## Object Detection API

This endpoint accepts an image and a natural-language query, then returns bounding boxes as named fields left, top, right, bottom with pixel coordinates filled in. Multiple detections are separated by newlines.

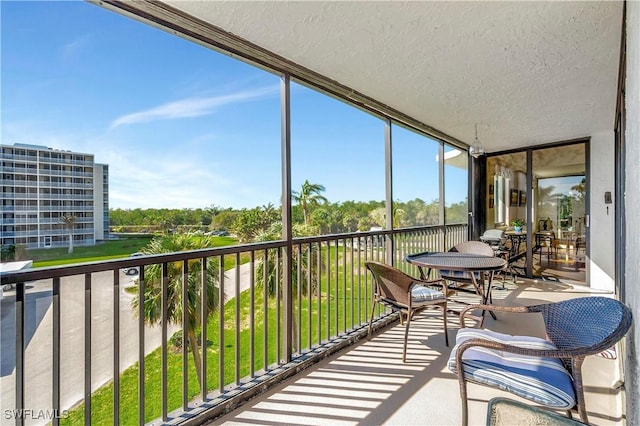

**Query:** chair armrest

left=460, top=304, right=530, bottom=327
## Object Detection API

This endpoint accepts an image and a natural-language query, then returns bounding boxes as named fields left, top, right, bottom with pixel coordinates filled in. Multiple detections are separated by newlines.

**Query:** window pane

left=290, top=83, right=385, bottom=235
left=1, top=1, right=281, bottom=244
left=444, top=144, right=468, bottom=224
left=391, top=125, right=440, bottom=227
left=487, top=152, right=527, bottom=228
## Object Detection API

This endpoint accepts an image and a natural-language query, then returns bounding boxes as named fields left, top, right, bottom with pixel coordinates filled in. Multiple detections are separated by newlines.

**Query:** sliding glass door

left=532, top=144, right=587, bottom=283
left=485, top=141, right=587, bottom=284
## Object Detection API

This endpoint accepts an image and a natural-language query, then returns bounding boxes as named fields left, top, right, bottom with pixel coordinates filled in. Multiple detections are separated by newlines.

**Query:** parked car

left=122, top=252, right=143, bottom=276
left=1, top=260, right=32, bottom=291
left=123, top=267, right=139, bottom=276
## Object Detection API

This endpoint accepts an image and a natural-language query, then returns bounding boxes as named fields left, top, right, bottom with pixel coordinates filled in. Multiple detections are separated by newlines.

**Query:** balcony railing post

left=84, top=273, right=92, bottom=426
left=52, top=277, right=61, bottom=426
left=316, top=243, right=322, bottom=347
left=334, top=240, right=339, bottom=335
left=276, top=248, right=282, bottom=362
left=235, top=252, right=241, bottom=385
left=15, top=282, right=25, bottom=426
left=112, top=270, right=120, bottom=425
left=138, top=267, right=145, bottom=425
left=218, top=257, right=224, bottom=394
left=263, top=249, right=269, bottom=369
left=181, top=260, right=189, bottom=411
left=326, top=243, right=331, bottom=341
left=161, top=262, right=168, bottom=421
left=249, top=252, right=255, bottom=377
left=296, top=244, right=302, bottom=354
left=200, top=257, right=208, bottom=399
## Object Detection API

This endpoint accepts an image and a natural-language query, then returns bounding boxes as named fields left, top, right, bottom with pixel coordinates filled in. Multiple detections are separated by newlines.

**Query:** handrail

left=1, top=225, right=468, bottom=284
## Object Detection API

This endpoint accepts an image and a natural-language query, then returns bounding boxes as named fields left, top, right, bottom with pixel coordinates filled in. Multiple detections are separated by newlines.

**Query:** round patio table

left=406, top=251, right=507, bottom=273
left=406, top=251, right=507, bottom=325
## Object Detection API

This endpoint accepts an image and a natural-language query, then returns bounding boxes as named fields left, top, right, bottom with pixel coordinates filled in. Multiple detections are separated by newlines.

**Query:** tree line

left=110, top=180, right=468, bottom=242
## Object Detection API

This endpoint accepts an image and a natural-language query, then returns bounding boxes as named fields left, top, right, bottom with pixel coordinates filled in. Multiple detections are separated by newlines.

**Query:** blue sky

left=1, top=1, right=467, bottom=210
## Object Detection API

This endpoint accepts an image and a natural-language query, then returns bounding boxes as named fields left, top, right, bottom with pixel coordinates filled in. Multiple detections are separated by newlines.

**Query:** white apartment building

left=1, top=143, right=109, bottom=249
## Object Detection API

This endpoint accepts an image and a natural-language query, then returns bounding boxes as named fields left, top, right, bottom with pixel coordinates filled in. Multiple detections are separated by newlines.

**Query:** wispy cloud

left=109, top=86, right=278, bottom=129
left=61, top=33, right=94, bottom=59
left=107, top=154, right=259, bottom=209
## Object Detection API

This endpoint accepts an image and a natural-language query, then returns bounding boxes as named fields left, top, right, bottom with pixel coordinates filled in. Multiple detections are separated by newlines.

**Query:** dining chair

left=437, top=241, right=503, bottom=321
left=479, top=229, right=507, bottom=254
left=365, top=261, right=449, bottom=361
left=574, top=235, right=586, bottom=255
left=439, top=241, right=497, bottom=295
left=448, top=296, right=633, bottom=425
left=536, top=231, right=558, bottom=263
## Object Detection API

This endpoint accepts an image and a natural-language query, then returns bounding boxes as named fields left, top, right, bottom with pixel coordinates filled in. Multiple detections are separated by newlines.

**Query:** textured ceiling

left=163, top=1, right=622, bottom=153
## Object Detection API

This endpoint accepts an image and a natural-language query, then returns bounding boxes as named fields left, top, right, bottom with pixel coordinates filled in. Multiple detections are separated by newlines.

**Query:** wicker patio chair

left=365, top=261, right=450, bottom=362
left=439, top=241, right=501, bottom=319
left=448, top=296, right=632, bottom=425
left=440, top=241, right=497, bottom=290
left=479, top=229, right=507, bottom=254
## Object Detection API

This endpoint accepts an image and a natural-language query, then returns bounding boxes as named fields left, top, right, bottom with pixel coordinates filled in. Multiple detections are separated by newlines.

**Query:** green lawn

left=27, top=237, right=154, bottom=267
left=28, top=236, right=239, bottom=267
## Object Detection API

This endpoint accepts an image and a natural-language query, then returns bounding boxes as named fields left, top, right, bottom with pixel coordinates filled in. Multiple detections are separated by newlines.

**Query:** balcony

left=212, top=281, right=623, bottom=426
left=0, top=225, right=627, bottom=425
left=1, top=0, right=637, bottom=424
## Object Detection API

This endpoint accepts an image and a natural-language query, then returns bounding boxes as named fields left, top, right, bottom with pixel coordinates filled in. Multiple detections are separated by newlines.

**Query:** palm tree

left=292, top=180, right=328, bottom=225
left=131, top=233, right=220, bottom=388
left=60, top=214, right=76, bottom=254
left=368, top=207, right=386, bottom=228
left=254, top=223, right=319, bottom=352
left=392, top=203, right=406, bottom=228
left=536, top=185, right=557, bottom=223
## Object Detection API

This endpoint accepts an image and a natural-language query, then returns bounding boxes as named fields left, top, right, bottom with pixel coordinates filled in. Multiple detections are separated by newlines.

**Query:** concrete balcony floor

left=211, top=278, right=623, bottom=426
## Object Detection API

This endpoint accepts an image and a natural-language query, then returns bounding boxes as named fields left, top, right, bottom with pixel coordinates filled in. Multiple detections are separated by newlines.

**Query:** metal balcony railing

left=0, top=224, right=467, bottom=425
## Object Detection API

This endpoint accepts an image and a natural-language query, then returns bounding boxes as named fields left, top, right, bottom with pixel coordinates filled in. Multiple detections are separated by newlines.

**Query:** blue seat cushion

left=411, top=285, right=445, bottom=303
left=448, top=328, right=576, bottom=409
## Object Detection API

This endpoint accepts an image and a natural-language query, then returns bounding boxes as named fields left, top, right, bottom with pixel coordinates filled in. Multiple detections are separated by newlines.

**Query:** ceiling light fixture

left=469, top=123, right=486, bottom=158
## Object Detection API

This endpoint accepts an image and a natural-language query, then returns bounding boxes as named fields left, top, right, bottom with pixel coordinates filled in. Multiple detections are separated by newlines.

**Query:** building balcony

left=1, top=180, right=38, bottom=187
left=45, top=159, right=95, bottom=167
left=36, top=206, right=95, bottom=212
left=2, top=206, right=39, bottom=212
left=1, top=229, right=94, bottom=238
left=0, top=154, right=38, bottom=162
left=38, top=171, right=94, bottom=178
left=38, top=195, right=95, bottom=201
left=39, top=183, right=94, bottom=189
left=0, top=225, right=627, bottom=426
left=2, top=193, right=39, bottom=200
